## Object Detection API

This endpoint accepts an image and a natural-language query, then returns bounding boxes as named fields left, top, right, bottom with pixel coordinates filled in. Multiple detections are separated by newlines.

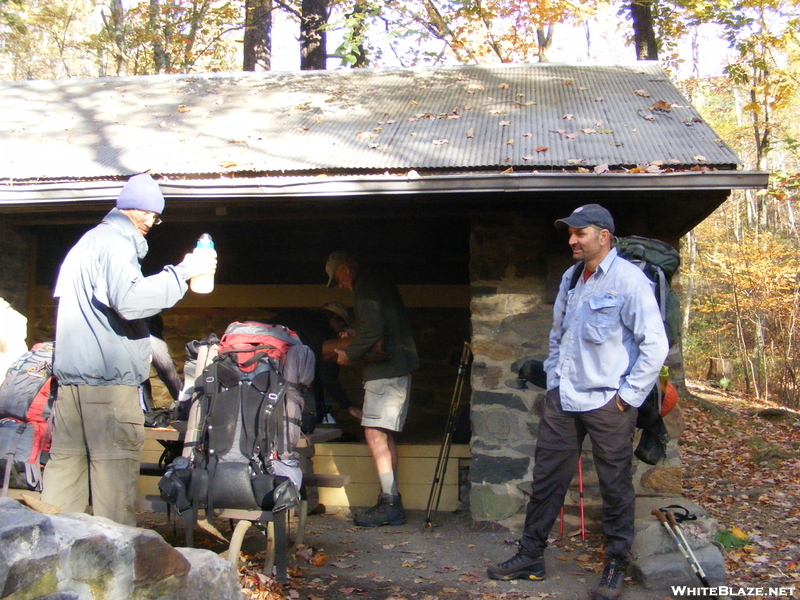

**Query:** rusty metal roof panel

left=0, top=62, right=741, bottom=181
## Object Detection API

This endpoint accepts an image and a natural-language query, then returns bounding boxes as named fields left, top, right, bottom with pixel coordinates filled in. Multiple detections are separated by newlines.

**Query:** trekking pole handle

left=666, top=510, right=709, bottom=580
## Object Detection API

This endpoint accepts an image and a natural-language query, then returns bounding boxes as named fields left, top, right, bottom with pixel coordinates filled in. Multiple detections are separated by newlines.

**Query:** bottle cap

left=197, top=233, right=214, bottom=249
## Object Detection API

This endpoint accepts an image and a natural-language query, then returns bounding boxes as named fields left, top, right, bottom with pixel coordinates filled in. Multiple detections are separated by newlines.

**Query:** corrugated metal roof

left=0, top=62, right=741, bottom=181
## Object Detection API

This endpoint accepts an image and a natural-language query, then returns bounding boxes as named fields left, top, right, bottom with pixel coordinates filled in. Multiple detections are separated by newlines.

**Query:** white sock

left=378, top=471, right=396, bottom=496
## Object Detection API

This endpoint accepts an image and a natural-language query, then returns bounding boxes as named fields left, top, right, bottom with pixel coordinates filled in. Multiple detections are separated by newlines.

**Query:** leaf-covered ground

left=681, top=380, right=800, bottom=594
left=145, top=378, right=800, bottom=599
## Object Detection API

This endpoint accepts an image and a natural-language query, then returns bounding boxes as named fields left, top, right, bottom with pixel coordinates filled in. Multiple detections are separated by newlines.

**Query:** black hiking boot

left=487, top=552, right=546, bottom=581
left=354, top=493, right=406, bottom=527
left=591, top=556, right=628, bottom=600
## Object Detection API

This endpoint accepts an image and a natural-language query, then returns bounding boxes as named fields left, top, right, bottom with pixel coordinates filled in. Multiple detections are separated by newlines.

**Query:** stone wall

left=467, top=210, right=685, bottom=523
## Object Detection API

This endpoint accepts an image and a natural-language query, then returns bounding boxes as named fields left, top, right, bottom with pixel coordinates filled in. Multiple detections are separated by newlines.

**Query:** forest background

left=2, top=0, right=799, bottom=409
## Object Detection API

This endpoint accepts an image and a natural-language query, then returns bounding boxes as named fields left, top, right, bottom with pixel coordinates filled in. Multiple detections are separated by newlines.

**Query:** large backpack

left=0, top=342, right=57, bottom=495
left=158, top=322, right=315, bottom=545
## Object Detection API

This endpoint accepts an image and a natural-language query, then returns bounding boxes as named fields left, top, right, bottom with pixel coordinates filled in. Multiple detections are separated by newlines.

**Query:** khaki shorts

left=361, top=375, right=411, bottom=432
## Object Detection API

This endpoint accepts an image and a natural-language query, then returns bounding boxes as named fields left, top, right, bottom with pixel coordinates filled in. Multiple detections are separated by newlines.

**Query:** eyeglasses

left=143, top=211, right=162, bottom=225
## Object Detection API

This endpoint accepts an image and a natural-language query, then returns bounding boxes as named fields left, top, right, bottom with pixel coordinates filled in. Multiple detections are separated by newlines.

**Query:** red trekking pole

left=558, top=454, right=586, bottom=540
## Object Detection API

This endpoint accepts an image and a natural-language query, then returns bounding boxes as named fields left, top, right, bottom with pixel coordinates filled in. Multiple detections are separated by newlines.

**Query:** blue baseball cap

left=555, top=203, right=615, bottom=233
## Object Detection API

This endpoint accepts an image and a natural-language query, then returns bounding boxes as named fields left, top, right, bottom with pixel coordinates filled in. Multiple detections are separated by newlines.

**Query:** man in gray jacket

left=41, top=174, right=216, bottom=526
left=325, top=251, right=419, bottom=527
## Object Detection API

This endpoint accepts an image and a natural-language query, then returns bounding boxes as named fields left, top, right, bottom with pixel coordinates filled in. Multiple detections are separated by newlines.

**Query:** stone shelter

left=0, top=62, right=767, bottom=524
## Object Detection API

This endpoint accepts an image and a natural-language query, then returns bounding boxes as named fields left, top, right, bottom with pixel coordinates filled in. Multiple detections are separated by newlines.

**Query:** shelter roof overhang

left=0, top=170, right=770, bottom=210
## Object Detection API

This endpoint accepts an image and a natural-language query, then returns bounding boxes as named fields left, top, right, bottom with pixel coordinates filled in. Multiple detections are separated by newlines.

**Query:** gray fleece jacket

left=54, top=208, right=190, bottom=386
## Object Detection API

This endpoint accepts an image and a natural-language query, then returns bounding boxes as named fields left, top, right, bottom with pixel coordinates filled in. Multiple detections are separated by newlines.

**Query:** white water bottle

left=189, top=233, right=216, bottom=294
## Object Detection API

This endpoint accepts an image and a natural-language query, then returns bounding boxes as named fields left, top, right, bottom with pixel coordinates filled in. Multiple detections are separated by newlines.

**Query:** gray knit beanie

left=116, top=174, right=165, bottom=213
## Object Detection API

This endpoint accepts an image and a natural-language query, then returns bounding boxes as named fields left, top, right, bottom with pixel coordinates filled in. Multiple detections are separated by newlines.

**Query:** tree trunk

left=107, top=0, right=127, bottom=76
left=536, top=25, right=553, bottom=63
left=149, top=0, right=168, bottom=73
left=630, top=0, right=658, bottom=60
left=300, top=0, right=327, bottom=70
left=681, top=230, right=696, bottom=335
left=243, top=0, right=272, bottom=71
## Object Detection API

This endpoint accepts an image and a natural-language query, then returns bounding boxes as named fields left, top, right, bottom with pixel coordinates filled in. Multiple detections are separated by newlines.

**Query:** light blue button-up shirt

left=544, top=248, right=669, bottom=411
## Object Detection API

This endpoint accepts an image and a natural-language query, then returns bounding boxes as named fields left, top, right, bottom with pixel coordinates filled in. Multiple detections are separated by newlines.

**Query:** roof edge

left=0, top=171, right=770, bottom=207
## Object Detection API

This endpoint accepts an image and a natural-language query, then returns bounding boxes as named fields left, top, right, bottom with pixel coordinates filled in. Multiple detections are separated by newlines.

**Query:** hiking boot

left=591, top=557, right=628, bottom=600
left=354, top=493, right=406, bottom=527
left=487, top=552, right=546, bottom=581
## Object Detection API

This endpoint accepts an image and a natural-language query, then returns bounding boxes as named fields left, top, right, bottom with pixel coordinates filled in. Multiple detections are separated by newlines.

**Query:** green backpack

left=568, top=235, right=681, bottom=348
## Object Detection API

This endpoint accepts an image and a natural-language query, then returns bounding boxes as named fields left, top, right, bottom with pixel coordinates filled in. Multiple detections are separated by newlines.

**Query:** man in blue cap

left=488, top=204, right=668, bottom=600
left=41, top=173, right=217, bottom=526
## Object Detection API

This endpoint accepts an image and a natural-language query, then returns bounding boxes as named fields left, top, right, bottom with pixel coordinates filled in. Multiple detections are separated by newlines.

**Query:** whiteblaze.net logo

left=671, top=586, right=797, bottom=597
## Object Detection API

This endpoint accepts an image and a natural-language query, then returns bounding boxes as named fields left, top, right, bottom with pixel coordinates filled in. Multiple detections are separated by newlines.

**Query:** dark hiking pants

left=519, top=388, right=638, bottom=559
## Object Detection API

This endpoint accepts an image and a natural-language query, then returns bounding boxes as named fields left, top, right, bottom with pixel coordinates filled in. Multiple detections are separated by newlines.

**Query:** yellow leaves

left=311, top=553, right=328, bottom=566
left=506, top=139, right=514, bottom=145
left=466, top=128, right=474, bottom=138
left=219, top=161, right=237, bottom=168
left=731, top=526, right=750, bottom=540
left=176, top=105, right=190, bottom=113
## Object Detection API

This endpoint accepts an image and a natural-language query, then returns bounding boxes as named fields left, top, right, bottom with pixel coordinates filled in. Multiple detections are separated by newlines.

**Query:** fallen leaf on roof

left=563, top=114, right=574, bottom=120
left=466, top=83, right=484, bottom=91
left=565, top=133, right=579, bottom=139
left=523, top=155, right=536, bottom=161
left=523, top=132, right=533, bottom=137
left=488, top=109, right=506, bottom=115
left=693, top=155, right=707, bottom=161
left=386, top=119, right=396, bottom=124
left=555, top=129, right=567, bottom=135
left=536, top=146, right=549, bottom=152
left=634, top=89, right=651, bottom=97
left=368, top=142, right=380, bottom=149
left=432, top=139, right=448, bottom=145
left=581, top=128, right=597, bottom=134
left=177, top=105, right=190, bottom=113
left=595, top=97, right=604, bottom=102
left=507, top=139, right=515, bottom=145
left=597, top=129, right=613, bottom=134
left=564, top=80, right=573, bottom=85
left=517, top=101, right=537, bottom=106
left=594, top=163, right=609, bottom=174
left=499, top=120, right=511, bottom=126
left=465, top=104, right=474, bottom=110
left=501, top=167, right=513, bottom=174
left=577, top=167, right=590, bottom=173
left=466, top=128, right=474, bottom=138
left=410, top=100, right=418, bottom=105
left=220, top=161, right=238, bottom=168
left=651, top=100, right=672, bottom=111
left=357, top=131, right=377, bottom=139
left=651, top=160, right=664, bottom=166
left=641, top=112, right=656, bottom=121
left=498, top=83, right=510, bottom=89
left=446, top=114, right=460, bottom=120
left=646, top=164, right=662, bottom=173
left=567, top=159, right=586, bottom=164
left=667, top=158, right=681, bottom=164
left=297, top=126, right=309, bottom=132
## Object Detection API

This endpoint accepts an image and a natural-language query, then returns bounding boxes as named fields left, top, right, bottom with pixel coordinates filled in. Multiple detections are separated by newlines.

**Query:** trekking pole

left=577, top=454, right=585, bottom=540
left=666, top=510, right=714, bottom=591
left=424, top=342, right=471, bottom=528
left=652, top=509, right=715, bottom=597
